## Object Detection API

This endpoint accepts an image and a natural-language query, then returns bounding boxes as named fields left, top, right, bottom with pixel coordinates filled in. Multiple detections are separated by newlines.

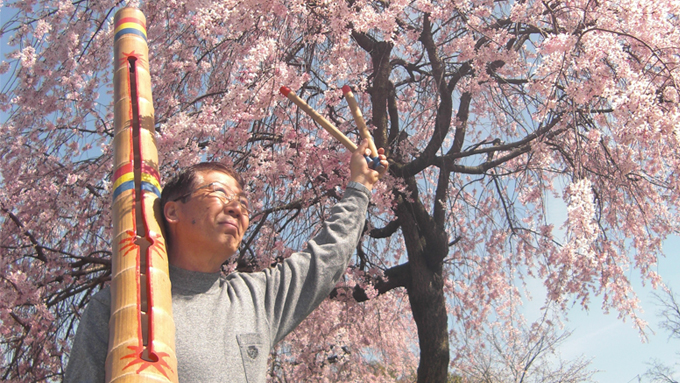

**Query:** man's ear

left=164, top=200, right=180, bottom=224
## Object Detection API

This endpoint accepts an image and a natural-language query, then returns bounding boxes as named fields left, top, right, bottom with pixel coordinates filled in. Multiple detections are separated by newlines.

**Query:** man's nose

left=223, top=200, right=244, bottom=216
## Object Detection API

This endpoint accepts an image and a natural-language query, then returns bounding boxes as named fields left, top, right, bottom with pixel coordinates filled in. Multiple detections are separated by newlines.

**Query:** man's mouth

left=218, top=220, right=239, bottom=233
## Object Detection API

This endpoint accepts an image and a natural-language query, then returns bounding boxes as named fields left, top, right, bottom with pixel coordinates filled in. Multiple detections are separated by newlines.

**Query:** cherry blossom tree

left=456, top=315, right=595, bottom=383
left=644, top=360, right=679, bottom=383
left=2, top=0, right=679, bottom=381
left=640, top=289, right=680, bottom=383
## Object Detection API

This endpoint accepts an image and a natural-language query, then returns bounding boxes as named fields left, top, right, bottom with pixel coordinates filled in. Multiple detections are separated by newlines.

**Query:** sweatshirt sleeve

left=261, top=182, right=371, bottom=344
left=64, top=288, right=110, bottom=383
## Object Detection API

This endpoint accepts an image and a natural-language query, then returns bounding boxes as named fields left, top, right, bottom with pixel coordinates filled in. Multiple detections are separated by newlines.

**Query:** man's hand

left=350, top=139, right=389, bottom=191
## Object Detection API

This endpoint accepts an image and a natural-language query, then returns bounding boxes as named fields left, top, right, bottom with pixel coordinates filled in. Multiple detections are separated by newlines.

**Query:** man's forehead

left=196, top=170, right=242, bottom=190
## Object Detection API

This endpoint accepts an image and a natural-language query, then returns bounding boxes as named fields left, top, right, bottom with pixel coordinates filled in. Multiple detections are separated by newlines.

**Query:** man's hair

left=160, top=162, right=244, bottom=213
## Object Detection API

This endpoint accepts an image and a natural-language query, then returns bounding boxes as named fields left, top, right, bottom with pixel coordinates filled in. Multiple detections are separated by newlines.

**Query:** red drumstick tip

left=279, top=86, right=291, bottom=96
left=342, top=85, right=352, bottom=94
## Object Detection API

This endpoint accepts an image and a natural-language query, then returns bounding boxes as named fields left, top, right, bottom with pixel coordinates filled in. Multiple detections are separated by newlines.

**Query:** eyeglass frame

left=172, top=181, right=251, bottom=216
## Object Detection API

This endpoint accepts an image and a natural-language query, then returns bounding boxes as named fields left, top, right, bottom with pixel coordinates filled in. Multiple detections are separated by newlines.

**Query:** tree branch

left=1, top=205, right=47, bottom=262
left=393, top=13, right=455, bottom=179
left=331, top=263, right=412, bottom=302
left=369, top=218, right=401, bottom=239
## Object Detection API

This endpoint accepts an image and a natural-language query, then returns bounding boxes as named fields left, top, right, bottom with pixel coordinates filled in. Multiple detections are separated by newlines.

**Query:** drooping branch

left=371, top=54, right=394, bottom=149
left=442, top=143, right=532, bottom=175
left=392, top=13, right=454, bottom=179
left=351, top=30, right=377, bottom=53
left=449, top=92, right=471, bottom=157
left=398, top=176, right=450, bottom=268
left=330, top=262, right=412, bottom=302
left=433, top=164, right=450, bottom=228
left=432, top=90, right=472, bottom=225
left=436, top=113, right=565, bottom=172
left=1, top=205, right=47, bottom=262
left=369, top=218, right=401, bottom=239
left=386, top=82, right=400, bottom=152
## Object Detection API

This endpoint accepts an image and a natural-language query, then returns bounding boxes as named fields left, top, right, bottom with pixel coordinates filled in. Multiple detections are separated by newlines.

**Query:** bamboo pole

left=107, top=7, right=178, bottom=382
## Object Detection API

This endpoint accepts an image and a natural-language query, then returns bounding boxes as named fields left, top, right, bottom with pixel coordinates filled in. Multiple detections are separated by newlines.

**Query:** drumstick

left=279, top=86, right=381, bottom=169
left=279, top=86, right=358, bottom=152
left=341, top=85, right=378, bottom=158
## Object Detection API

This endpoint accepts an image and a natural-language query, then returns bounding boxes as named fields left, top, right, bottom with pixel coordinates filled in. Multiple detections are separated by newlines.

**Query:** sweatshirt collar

left=169, top=264, right=221, bottom=294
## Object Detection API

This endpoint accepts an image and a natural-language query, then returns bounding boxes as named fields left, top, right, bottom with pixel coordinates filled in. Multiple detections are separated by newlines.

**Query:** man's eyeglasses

left=173, top=182, right=251, bottom=216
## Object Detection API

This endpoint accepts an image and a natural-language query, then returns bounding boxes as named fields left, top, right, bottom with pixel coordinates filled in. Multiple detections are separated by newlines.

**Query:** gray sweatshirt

left=65, top=183, right=370, bottom=382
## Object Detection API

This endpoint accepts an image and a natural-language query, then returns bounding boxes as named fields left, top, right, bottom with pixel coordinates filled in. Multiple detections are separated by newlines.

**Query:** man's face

left=171, top=170, right=250, bottom=261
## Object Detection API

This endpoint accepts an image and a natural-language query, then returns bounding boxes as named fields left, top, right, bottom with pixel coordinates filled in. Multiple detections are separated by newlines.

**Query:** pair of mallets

left=280, top=85, right=382, bottom=169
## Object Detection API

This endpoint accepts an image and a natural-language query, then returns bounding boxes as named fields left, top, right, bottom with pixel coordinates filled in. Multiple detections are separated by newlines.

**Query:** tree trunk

left=409, top=256, right=449, bottom=383
left=361, top=27, right=451, bottom=382
left=396, top=194, right=450, bottom=382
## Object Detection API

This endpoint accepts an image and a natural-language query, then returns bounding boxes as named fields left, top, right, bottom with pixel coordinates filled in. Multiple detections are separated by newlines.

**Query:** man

left=65, top=140, right=388, bottom=382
